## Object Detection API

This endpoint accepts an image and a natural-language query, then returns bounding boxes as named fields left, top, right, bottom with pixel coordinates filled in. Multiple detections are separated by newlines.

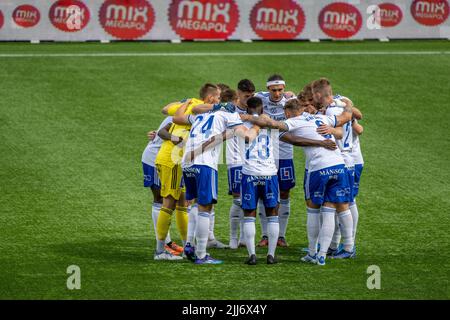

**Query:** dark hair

left=284, top=98, right=302, bottom=111
left=216, top=83, right=231, bottom=92
left=246, top=96, right=263, bottom=109
left=199, top=83, right=219, bottom=100
left=237, top=79, right=255, bottom=93
left=220, top=89, right=237, bottom=103
left=267, top=74, right=284, bottom=82
left=302, top=83, right=313, bottom=99
left=311, top=78, right=331, bottom=94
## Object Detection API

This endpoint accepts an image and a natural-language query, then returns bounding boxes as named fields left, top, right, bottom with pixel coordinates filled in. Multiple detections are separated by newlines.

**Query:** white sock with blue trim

left=195, top=212, right=210, bottom=259
left=267, top=216, right=279, bottom=257
left=318, top=206, right=336, bottom=258
left=306, top=207, right=320, bottom=256
left=243, top=217, right=256, bottom=256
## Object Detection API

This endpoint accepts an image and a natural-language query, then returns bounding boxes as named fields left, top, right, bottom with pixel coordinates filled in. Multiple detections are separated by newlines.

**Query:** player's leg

left=277, top=159, right=296, bottom=247
left=263, top=175, right=280, bottom=264
left=241, top=174, right=258, bottom=265
left=257, top=200, right=268, bottom=247
left=350, top=164, right=363, bottom=244
left=174, top=191, right=188, bottom=248
left=154, top=164, right=183, bottom=261
left=194, top=166, right=222, bottom=264
left=228, top=166, right=244, bottom=249
left=207, top=205, right=229, bottom=249
left=182, top=167, right=199, bottom=260
left=331, top=168, right=355, bottom=259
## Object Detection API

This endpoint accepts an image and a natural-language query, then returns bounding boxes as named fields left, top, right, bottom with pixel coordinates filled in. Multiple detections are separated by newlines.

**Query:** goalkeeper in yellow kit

left=153, top=83, right=221, bottom=260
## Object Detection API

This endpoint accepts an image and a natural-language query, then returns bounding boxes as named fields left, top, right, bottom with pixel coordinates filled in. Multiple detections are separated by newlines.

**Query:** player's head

left=297, top=91, right=317, bottom=114
left=220, top=88, right=238, bottom=105
left=266, top=74, right=285, bottom=102
left=217, top=83, right=231, bottom=94
left=283, top=98, right=305, bottom=119
left=200, top=83, right=220, bottom=104
left=311, top=78, right=333, bottom=108
left=237, top=79, right=255, bottom=107
left=246, top=96, right=263, bottom=116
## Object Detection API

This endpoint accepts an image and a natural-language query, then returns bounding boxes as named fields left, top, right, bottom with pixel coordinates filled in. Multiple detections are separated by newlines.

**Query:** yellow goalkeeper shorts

left=156, top=164, right=185, bottom=200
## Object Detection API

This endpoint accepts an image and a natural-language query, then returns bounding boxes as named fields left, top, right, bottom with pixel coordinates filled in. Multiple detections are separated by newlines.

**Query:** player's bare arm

left=147, top=130, right=156, bottom=141
left=316, top=125, right=344, bottom=139
left=172, top=100, right=191, bottom=125
left=157, top=122, right=183, bottom=145
left=353, top=121, right=364, bottom=135
left=240, top=114, right=288, bottom=132
left=280, top=133, right=337, bottom=150
left=335, top=101, right=353, bottom=127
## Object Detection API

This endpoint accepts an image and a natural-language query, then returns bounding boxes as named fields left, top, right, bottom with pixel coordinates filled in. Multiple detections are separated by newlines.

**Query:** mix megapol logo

left=0, top=10, right=4, bottom=31
left=411, top=0, right=449, bottom=26
left=318, top=2, right=362, bottom=39
left=379, top=3, right=403, bottom=27
left=169, top=0, right=240, bottom=39
left=99, top=0, right=155, bottom=39
left=49, top=0, right=90, bottom=32
left=249, top=0, right=305, bottom=39
left=12, top=5, right=40, bottom=28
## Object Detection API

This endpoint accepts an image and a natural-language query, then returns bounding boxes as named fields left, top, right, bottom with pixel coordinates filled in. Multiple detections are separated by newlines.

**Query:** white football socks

left=306, top=207, right=321, bottom=256
left=243, top=217, right=256, bottom=256
left=208, top=209, right=216, bottom=241
left=338, top=209, right=354, bottom=252
left=318, top=206, right=336, bottom=258
left=350, top=201, right=359, bottom=241
left=278, top=199, right=290, bottom=238
left=229, top=198, right=242, bottom=245
left=187, top=203, right=198, bottom=244
left=267, top=216, right=279, bottom=257
left=330, top=213, right=341, bottom=250
left=195, top=212, right=210, bottom=259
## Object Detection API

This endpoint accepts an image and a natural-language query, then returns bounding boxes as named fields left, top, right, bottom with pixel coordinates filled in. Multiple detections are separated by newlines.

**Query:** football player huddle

left=141, top=75, right=364, bottom=266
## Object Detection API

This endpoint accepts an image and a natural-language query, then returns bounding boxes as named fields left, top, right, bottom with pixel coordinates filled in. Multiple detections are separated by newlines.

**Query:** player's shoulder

left=190, top=98, right=204, bottom=105
left=255, top=91, right=270, bottom=99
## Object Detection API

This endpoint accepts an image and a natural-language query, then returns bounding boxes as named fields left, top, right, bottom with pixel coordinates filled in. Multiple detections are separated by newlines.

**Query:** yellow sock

left=156, top=207, right=173, bottom=241
left=175, top=206, right=188, bottom=241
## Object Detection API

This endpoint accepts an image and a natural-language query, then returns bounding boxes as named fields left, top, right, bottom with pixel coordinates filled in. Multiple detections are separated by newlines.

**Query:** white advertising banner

left=0, top=0, right=449, bottom=41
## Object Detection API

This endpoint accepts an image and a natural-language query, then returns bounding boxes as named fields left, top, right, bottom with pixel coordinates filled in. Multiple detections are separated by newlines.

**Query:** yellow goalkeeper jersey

left=155, top=98, right=204, bottom=167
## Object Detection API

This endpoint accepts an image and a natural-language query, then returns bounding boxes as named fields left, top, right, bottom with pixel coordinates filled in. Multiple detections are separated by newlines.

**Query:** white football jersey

left=226, top=105, right=247, bottom=168
left=282, top=112, right=345, bottom=172
left=351, top=119, right=364, bottom=165
left=326, top=95, right=354, bottom=168
left=255, top=91, right=293, bottom=160
left=183, top=111, right=243, bottom=171
left=240, top=122, right=278, bottom=176
left=141, top=116, right=173, bottom=166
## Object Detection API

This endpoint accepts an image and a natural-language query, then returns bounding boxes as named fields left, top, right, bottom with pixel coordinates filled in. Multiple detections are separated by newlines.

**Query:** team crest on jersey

left=280, top=167, right=293, bottom=181
left=244, top=194, right=252, bottom=201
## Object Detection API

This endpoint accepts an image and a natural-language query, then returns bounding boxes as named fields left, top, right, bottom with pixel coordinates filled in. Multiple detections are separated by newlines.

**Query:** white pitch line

left=0, top=51, right=449, bottom=58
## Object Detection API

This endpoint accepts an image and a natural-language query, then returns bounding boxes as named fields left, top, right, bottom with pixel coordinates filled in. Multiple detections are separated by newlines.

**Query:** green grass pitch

left=0, top=40, right=449, bottom=300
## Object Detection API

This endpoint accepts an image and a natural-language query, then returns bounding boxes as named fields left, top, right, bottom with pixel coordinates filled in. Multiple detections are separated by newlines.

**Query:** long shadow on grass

left=48, top=237, right=311, bottom=265
left=49, top=237, right=156, bottom=264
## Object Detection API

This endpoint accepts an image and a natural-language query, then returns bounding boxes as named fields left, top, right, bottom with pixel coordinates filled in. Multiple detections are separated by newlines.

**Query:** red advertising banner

left=249, top=0, right=305, bottom=39
left=13, top=5, right=41, bottom=28
left=411, top=0, right=449, bottom=26
left=169, top=0, right=240, bottom=39
left=49, top=0, right=90, bottom=32
left=379, top=3, right=403, bottom=27
left=318, top=2, right=363, bottom=39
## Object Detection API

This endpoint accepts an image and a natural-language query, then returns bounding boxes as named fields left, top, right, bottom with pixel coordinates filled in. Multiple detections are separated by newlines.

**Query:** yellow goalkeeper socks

left=156, top=207, right=173, bottom=242
left=175, top=206, right=188, bottom=243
